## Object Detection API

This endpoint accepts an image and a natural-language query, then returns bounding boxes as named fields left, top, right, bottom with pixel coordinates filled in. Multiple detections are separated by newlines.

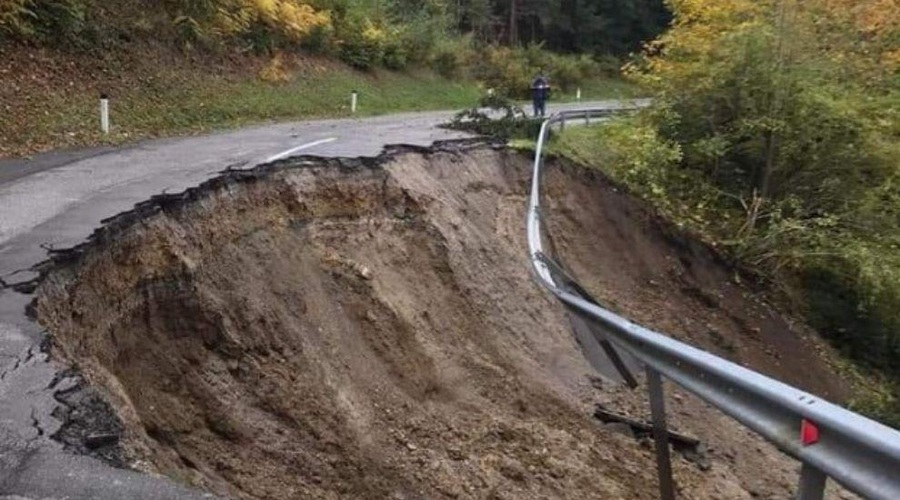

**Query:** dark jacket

left=531, top=76, right=550, bottom=100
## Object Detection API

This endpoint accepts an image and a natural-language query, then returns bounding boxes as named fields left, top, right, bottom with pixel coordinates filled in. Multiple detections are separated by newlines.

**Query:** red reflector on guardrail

left=801, top=419, right=820, bottom=446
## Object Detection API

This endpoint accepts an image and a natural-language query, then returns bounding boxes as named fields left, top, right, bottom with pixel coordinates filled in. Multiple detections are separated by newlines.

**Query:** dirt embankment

left=34, top=143, right=852, bottom=499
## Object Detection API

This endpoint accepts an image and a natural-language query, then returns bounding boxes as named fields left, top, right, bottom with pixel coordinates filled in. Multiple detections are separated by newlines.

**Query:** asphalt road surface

left=0, top=100, right=633, bottom=499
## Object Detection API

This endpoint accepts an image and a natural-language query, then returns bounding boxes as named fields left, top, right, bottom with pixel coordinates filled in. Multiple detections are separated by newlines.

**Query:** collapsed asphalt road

left=0, top=102, right=626, bottom=499
left=0, top=97, right=856, bottom=500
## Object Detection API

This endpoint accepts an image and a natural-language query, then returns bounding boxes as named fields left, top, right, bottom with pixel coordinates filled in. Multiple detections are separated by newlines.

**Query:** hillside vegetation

left=554, top=0, right=900, bottom=425
left=0, top=1, right=669, bottom=65
left=0, top=0, right=668, bottom=88
left=0, top=0, right=664, bottom=157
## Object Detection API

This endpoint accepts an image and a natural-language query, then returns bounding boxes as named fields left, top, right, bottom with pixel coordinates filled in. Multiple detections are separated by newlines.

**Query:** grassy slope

left=1, top=58, right=481, bottom=158
left=0, top=44, right=634, bottom=159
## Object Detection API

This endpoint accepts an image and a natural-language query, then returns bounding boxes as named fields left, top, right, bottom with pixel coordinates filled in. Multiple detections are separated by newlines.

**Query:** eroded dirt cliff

left=34, top=143, right=852, bottom=499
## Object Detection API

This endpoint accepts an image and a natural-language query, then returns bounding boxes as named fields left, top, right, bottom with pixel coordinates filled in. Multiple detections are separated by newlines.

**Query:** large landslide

left=34, top=142, right=852, bottom=499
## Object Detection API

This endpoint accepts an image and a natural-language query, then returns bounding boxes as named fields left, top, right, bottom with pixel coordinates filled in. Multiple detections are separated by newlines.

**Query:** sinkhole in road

left=33, top=142, right=851, bottom=499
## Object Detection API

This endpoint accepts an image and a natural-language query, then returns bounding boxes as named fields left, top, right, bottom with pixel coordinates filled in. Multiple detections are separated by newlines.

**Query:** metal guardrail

left=527, top=108, right=900, bottom=500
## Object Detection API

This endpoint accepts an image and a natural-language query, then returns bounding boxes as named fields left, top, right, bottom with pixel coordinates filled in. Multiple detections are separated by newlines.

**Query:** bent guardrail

left=527, top=107, right=900, bottom=500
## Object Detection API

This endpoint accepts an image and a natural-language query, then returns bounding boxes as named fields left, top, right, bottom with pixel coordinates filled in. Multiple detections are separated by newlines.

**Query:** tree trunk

left=760, top=130, right=777, bottom=199
left=509, top=0, right=518, bottom=46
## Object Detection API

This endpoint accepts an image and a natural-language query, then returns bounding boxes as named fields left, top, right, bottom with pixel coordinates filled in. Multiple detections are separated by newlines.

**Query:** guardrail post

left=796, top=464, right=826, bottom=500
left=585, top=111, right=591, bottom=125
left=647, top=367, right=676, bottom=500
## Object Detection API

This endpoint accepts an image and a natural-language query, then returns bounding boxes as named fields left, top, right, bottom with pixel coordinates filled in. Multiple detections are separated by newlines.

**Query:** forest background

left=0, top=0, right=668, bottom=156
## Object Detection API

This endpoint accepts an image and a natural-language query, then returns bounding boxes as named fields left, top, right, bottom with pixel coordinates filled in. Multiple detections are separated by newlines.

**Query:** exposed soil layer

left=35, top=143, right=852, bottom=499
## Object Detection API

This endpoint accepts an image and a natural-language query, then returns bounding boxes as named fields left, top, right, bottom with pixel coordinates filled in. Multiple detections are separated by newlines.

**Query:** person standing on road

left=531, top=70, right=550, bottom=118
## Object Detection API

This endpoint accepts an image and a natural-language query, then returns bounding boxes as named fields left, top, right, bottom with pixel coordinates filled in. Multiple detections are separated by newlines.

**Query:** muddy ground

left=34, top=142, right=854, bottom=499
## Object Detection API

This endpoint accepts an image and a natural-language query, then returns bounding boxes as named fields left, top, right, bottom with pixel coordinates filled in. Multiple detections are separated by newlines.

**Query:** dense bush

left=471, top=46, right=530, bottom=97
left=334, top=18, right=384, bottom=70
left=1, top=0, right=88, bottom=44
left=0, top=0, right=32, bottom=38
left=1, top=0, right=331, bottom=51
left=0, top=0, right=629, bottom=85
left=547, top=54, right=596, bottom=92
left=472, top=44, right=603, bottom=99
left=430, top=48, right=460, bottom=78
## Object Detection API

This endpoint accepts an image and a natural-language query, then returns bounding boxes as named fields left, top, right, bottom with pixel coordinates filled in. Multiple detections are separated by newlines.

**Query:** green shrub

left=381, top=40, right=408, bottom=70
left=471, top=45, right=605, bottom=99
left=593, top=54, right=622, bottom=78
left=246, top=24, right=280, bottom=53
left=396, top=15, right=441, bottom=65
left=431, top=49, right=459, bottom=78
left=548, top=55, right=582, bottom=92
left=7, top=0, right=88, bottom=45
left=429, top=35, right=475, bottom=78
left=804, top=246, right=900, bottom=373
left=605, top=122, right=684, bottom=198
left=173, top=15, right=204, bottom=48
left=336, top=19, right=384, bottom=70
left=0, top=0, right=36, bottom=38
left=300, top=22, right=335, bottom=55
left=848, top=380, right=900, bottom=430
left=471, top=46, right=531, bottom=98
left=522, top=42, right=547, bottom=68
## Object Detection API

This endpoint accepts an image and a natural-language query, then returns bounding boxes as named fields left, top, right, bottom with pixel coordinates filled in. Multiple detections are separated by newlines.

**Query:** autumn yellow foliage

left=625, top=0, right=900, bottom=425
left=636, top=0, right=899, bottom=88
left=0, top=0, right=35, bottom=36
left=214, top=0, right=330, bottom=40
left=258, top=51, right=289, bottom=82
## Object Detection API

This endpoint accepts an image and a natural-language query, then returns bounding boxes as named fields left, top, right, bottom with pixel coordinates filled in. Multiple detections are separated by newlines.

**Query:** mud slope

left=35, top=143, right=851, bottom=499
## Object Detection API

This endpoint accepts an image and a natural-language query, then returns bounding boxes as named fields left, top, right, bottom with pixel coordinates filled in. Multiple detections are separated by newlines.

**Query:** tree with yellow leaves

left=220, top=0, right=330, bottom=40
left=177, top=0, right=329, bottom=52
left=632, top=0, right=897, bottom=204
left=629, top=0, right=900, bottom=426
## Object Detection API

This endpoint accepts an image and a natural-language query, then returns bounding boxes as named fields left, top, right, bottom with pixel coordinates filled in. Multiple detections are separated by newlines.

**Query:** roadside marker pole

left=351, top=90, right=358, bottom=113
left=100, top=93, right=110, bottom=134
left=576, top=87, right=582, bottom=101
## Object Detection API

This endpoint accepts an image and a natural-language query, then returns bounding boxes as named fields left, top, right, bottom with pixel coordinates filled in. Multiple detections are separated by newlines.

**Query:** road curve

left=0, top=100, right=628, bottom=499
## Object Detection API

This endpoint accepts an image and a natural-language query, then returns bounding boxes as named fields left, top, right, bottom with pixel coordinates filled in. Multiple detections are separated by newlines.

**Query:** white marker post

left=351, top=90, right=358, bottom=114
left=576, top=87, right=582, bottom=101
left=99, top=93, right=110, bottom=134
